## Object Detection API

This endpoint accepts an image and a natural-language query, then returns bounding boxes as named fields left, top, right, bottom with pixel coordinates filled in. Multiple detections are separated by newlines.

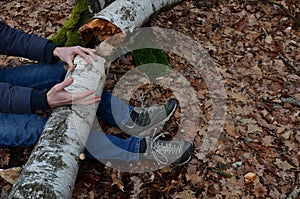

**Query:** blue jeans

left=0, top=62, right=140, bottom=161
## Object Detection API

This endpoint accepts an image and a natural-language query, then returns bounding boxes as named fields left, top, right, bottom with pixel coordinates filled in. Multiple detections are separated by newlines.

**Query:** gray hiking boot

left=121, top=98, right=178, bottom=135
left=141, top=134, right=193, bottom=165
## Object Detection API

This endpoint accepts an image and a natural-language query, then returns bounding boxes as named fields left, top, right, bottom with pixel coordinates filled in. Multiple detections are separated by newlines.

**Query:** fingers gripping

left=56, top=78, right=74, bottom=91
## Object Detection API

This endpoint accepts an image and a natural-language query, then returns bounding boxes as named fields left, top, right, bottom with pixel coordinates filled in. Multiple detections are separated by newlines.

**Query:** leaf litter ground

left=0, top=0, right=299, bottom=198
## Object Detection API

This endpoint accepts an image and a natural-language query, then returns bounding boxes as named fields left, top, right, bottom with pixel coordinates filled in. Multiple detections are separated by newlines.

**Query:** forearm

left=0, top=21, right=59, bottom=63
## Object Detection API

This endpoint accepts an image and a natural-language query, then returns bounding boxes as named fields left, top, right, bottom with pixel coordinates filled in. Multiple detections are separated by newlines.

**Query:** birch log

left=87, top=0, right=116, bottom=13
left=8, top=55, right=106, bottom=199
left=79, top=0, right=183, bottom=41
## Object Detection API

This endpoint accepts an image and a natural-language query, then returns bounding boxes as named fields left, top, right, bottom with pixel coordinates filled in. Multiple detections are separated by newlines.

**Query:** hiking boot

left=140, top=134, right=194, bottom=165
left=121, top=98, right=178, bottom=135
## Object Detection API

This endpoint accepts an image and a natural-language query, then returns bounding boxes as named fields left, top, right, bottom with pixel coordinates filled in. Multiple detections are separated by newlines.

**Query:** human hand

left=53, top=46, right=98, bottom=71
left=47, top=77, right=100, bottom=109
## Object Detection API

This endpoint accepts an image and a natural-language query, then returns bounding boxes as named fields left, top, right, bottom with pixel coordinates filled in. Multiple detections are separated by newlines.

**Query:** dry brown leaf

left=0, top=184, right=11, bottom=199
left=261, top=135, right=274, bottom=147
left=254, top=184, right=267, bottom=198
left=88, top=191, right=95, bottom=199
left=149, top=172, right=155, bottom=182
left=265, top=35, right=273, bottom=44
left=189, top=172, right=204, bottom=187
left=0, top=149, right=10, bottom=167
left=130, top=176, right=143, bottom=198
left=0, top=167, right=22, bottom=184
left=274, top=158, right=294, bottom=171
left=232, top=105, right=254, bottom=116
left=269, top=187, right=282, bottom=198
left=174, top=190, right=197, bottom=199
left=284, top=140, right=295, bottom=151
left=224, top=118, right=237, bottom=138
left=247, top=123, right=263, bottom=134
left=111, top=170, right=124, bottom=192
left=229, top=91, right=249, bottom=102
left=225, top=177, right=243, bottom=196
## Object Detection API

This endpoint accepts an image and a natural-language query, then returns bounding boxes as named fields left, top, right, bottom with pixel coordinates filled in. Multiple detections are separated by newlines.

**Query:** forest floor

left=0, top=0, right=300, bottom=198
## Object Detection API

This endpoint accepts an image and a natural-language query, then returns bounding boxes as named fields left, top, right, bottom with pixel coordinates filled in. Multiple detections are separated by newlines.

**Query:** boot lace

left=150, top=134, right=183, bottom=165
left=136, top=105, right=164, bottom=116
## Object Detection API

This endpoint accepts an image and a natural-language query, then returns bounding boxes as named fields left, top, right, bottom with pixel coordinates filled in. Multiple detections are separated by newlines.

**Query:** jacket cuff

left=30, top=90, right=50, bottom=112
left=44, top=41, right=61, bottom=64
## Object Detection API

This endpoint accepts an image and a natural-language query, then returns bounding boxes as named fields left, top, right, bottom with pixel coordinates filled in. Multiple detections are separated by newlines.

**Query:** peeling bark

left=8, top=55, right=106, bottom=199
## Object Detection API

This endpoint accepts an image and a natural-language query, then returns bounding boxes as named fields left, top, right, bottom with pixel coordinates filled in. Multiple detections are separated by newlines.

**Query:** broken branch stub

left=79, top=0, right=183, bottom=41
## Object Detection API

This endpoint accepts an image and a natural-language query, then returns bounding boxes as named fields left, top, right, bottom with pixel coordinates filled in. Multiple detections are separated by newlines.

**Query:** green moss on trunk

left=134, top=48, right=169, bottom=82
left=50, top=0, right=92, bottom=47
left=132, top=30, right=169, bottom=82
left=51, top=0, right=169, bottom=80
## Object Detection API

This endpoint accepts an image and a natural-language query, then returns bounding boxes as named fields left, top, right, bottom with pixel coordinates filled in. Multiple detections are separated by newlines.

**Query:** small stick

left=279, top=52, right=299, bottom=75
left=286, top=186, right=300, bottom=199
left=206, top=166, right=232, bottom=178
left=281, top=97, right=300, bottom=108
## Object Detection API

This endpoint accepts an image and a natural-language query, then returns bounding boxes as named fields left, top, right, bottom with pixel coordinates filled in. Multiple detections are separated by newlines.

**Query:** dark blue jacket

left=0, top=21, right=59, bottom=113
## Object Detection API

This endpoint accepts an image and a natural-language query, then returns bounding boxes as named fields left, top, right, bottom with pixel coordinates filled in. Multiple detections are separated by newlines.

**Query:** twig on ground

left=262, top=95, right=300, bottom=108
left=286, top=186, right=300, bottom=199
left=279, top=52, right=299, bottom=75
left=289, top=170, right=300, bottom=199
left=281, top=97, right=300, bottom=108
left=109, top=69, right=127, bottom=74
left=259, top=0, right=300, bottom=30
left=206, top=166, right=232, bottom=178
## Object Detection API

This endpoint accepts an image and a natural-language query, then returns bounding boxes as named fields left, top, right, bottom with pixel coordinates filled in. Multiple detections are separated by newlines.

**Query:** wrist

left=31, top=90, right=50, bottom=111
left=53, top=47, right=61, bottom=58
left=46, top=92, right=56, bottom=109
left=44, top=41, right=61, bottom=63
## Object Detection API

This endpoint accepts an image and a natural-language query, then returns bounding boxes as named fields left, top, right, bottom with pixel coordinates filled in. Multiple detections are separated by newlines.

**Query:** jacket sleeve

left=0, top=82, right=33, bottom=113
left=0, top=82, right=50, bottom=114
left=0, top=21, right=59, bottom=63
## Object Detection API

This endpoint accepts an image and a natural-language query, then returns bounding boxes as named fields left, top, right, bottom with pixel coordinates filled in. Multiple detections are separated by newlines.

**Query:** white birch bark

left=91, top=0, right=183, bottom=32
left=8, top=55, right=106, bottom=199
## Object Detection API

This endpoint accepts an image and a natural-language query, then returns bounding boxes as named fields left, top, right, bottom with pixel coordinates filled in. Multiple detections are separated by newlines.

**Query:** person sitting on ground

left=0, top=20, right=193, bottom=167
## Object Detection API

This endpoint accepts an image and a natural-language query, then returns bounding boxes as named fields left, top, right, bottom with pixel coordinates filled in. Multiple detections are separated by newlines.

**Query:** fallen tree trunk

left=79, top=0, right=183, bottom=41
left=8, top=55, right=106, bottom=199
left=79, top=0, right=183, bottom=81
